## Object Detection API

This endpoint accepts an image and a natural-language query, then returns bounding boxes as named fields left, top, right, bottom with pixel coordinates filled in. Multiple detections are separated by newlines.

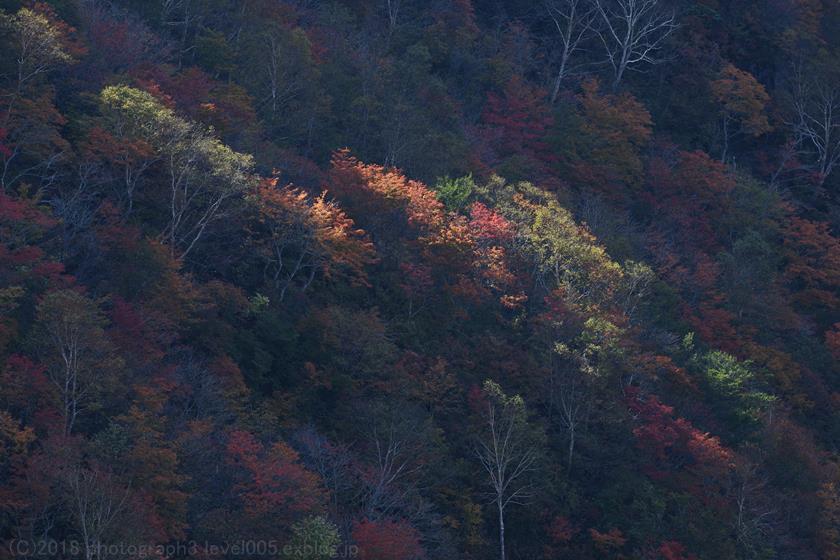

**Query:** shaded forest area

left=0, top=0, right=839, bottom=559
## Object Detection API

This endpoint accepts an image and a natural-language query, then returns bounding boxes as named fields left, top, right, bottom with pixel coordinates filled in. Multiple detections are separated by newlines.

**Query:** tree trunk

left=721, top=114, right=730, bottom=163
left=613, top=58, right=627, bottom=91
left=567, top=425, right=575, bottom=473
left=551, top=56, right=567, bottom=104
left=498, top=497, right=506, bottom=560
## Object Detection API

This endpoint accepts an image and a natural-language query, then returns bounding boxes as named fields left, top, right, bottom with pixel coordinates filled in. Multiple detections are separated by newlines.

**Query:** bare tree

left=474, top=380, right=539, bottom=560
left=730, top=460, right=778, bottom=558
left=789, top=70, right=840, bottom=188
left=0, top=7, right=73, bottom=191
left=591, top=0, right=677, bottom=90
left=66, top=466, right=130, bottom=560
left=294, top=426, right=354, bottom=519
left=250, top=24, right=315, bottom=119
left=555, top=372, right=588, bottom=472
left=0, top=7, right=73, bottom=95
left=768, top=139, right=799, bottom=190
left=544, top=0, right=596, bottom=103
left=618, top=260, right=655, bottom=320
left=100, top=85, right=255, bottom=260
left=385, top=0, right=402, bottom=34
left=546, top=339, right=601, bottom=474
left=161, top=0, right=199, bottom=67
left=36, top=290, right=120, bottom=435
left=363, top=425, right=421, bottom=519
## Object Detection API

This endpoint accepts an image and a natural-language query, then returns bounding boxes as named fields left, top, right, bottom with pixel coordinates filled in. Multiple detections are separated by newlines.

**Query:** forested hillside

left=0, top=1, right=838, bottom=559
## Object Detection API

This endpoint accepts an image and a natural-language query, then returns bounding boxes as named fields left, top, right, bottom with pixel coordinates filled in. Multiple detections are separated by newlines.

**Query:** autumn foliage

left=0, top=1, right=838, bottom=560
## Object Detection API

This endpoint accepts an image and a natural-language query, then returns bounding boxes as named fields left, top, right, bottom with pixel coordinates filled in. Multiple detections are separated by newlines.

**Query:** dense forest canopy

left=0, top=0, right=838, bottom=559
